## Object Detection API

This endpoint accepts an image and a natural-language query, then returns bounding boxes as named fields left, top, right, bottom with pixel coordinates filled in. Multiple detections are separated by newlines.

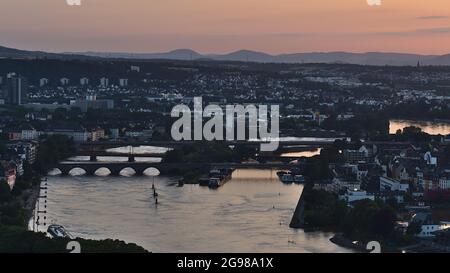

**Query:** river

left=31, top=169, right=350, bottom=253
left=390, top=119, right=450, bottom=135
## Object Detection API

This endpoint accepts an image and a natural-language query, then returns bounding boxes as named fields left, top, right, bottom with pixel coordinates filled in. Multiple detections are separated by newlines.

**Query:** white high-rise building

left=119, top=78, right=128, bottom=87
left=60, top=78, right=70, bottom=86
left=5, top=73, right=28, bottom=105
left=100, top=77, right=109, bottom=87
left=130, top=65, right=140, bottom=72
left=40, top=78, right=49, bottom=87
left=80, top=77, right=89, bottom=86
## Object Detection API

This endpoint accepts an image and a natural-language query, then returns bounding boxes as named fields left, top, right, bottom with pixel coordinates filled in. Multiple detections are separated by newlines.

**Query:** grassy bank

left=0, top=225, right=147, bottom=253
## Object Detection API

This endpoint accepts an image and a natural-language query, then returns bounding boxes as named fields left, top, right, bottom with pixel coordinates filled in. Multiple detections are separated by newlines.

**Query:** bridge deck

left=76, top=151, right=165, bottom=157
left=55, top=161, right=293, bottom=176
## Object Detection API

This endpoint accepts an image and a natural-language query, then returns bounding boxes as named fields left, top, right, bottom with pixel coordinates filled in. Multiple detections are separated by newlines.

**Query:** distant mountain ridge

left=1, top=45, right=450, bottom=66
left=0, top=45, right=96, bottom=60
left=55, top=49, right=450, bottom=66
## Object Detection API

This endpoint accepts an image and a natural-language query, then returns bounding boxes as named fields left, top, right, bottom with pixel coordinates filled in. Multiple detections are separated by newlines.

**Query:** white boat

left=47, top=224, right=73, bottom=239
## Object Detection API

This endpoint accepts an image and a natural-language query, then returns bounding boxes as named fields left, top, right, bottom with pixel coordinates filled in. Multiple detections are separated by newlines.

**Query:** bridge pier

left=85, top=169, right=96, bottom=176
left=110, top=169, right=121, bottom=176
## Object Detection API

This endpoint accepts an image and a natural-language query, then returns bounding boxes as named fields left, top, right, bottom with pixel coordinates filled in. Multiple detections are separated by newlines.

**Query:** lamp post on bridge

left=128, top=146, right=135, bottom=162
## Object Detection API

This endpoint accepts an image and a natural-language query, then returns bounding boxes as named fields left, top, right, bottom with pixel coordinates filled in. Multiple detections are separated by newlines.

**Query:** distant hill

left=72, top=48, right=203, bottom=61
left=209, top=50, right=276, bottom=63
left=2, top=44, right=450, bottom=66
left=0, top=45, right=95, bottom=60
left=427, top=54, right=450, bottom=66
left=69, top=49, right=450, bottom=66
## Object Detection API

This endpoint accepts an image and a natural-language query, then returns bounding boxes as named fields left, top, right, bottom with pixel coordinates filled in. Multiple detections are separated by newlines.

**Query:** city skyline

left=1, top=0, right=450, bottom=54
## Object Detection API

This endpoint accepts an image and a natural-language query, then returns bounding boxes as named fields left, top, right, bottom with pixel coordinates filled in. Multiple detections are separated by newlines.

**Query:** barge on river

left=199, top=168, right=235, bottom=189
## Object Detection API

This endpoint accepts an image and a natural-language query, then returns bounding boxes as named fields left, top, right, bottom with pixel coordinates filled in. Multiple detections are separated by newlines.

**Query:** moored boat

left=208, top=168, right=234, bottom=189
left=47, top=224, right=73, bottom=239
left=208, top=177, right=221, bottom=189
left=199, top=177, right=210, bottom=187
left=280, top=173, right=294, bottom=184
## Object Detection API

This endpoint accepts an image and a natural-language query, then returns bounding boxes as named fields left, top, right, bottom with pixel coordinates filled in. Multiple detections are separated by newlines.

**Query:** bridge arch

left=143, top=167, right=161, bottom=176
left=68, top=167, right=87, bottom=176
left=95, top=167, right=112, bottom=176
left=48, top=168, right=62, bottom=176
left=119, top=167, right=137, bottom=177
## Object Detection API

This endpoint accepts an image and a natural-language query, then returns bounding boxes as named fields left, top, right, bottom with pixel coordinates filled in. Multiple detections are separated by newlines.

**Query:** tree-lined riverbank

left=0, top=135, right=148, bottom=253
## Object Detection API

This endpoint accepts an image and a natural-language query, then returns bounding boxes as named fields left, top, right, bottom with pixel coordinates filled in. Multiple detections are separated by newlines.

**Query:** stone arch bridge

left=55, top=162, right=293, bottom=176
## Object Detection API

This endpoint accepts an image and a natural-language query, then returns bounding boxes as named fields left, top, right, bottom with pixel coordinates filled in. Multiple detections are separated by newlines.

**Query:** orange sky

left=1, top=0, right=450, bottom=54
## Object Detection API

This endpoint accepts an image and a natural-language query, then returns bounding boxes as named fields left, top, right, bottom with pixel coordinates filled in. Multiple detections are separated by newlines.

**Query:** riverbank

left=289, top=184, right=307, bottom=228
left=1, top=175, right=149, bottom=253
left=23, top=184, right=41, bottom=227
left=0, top=225, right=147, bottom=253
left=293, top=185, right=412, bottom=253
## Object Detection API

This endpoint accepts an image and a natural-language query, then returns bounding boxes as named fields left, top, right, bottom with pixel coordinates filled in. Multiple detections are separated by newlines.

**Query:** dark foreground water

left=32, top=169, right=351, bottom=253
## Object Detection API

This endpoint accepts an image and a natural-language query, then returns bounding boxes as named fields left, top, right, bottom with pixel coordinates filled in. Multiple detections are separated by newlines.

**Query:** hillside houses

left=318, top=142, right=450, bottom=207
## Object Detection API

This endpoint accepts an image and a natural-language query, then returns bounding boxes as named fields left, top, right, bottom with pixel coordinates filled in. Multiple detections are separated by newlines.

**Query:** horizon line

left=1, top=43, right=449, bottom=57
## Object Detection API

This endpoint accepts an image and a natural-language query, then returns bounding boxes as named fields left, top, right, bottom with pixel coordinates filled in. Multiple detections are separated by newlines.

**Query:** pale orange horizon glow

left=1, top=0, right=450, bottom=54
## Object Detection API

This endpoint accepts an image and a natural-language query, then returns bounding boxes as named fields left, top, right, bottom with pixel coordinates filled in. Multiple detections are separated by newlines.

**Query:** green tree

left=0, top=179, right=12, bottom=203
left=33, top=135, right=75, bottom=174
left=406, top=221, right=422, bottom=236
left=341, top=200, right=396, bottom=241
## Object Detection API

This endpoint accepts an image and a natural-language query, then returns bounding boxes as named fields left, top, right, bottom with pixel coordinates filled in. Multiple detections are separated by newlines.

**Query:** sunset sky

left=1, top=0, right=450, bottom=54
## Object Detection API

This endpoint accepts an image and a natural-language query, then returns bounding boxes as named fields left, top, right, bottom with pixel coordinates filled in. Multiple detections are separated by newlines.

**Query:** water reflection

left=95, top=167, right=111, bottom=176
left=281, top=149, right=321, bottom=158
left=35, top=169, right=351, bottom=253
left=107, top=146, right=172, bottom=154
left=390, top=119, right=450, bottom=135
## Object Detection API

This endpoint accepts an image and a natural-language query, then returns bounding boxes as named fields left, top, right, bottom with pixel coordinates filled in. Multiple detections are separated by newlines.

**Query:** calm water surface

left=34, top=169, right=350, bottom=253
left=390, top=119, right=450, bottom=135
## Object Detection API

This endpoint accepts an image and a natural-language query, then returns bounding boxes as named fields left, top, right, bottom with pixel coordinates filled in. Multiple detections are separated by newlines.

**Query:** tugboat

left=47, top=224, right=73, bottom=239
left=208, top=177, right=221, bottom=189
left=199, top=177, right=211, bottom=187
left=207, top=168, right=234, bottom=189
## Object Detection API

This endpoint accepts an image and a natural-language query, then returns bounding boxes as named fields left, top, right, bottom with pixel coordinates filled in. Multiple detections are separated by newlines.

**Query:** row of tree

left=303, top=188, right=398, bottom=243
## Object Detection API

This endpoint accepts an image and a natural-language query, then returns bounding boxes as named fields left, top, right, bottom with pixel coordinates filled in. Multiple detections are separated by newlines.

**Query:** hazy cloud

left=416, top=27, right=450, bottom=33
left=372, top=27, right=450, bottom=36
left=416, top=16, right=449, bottom=20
